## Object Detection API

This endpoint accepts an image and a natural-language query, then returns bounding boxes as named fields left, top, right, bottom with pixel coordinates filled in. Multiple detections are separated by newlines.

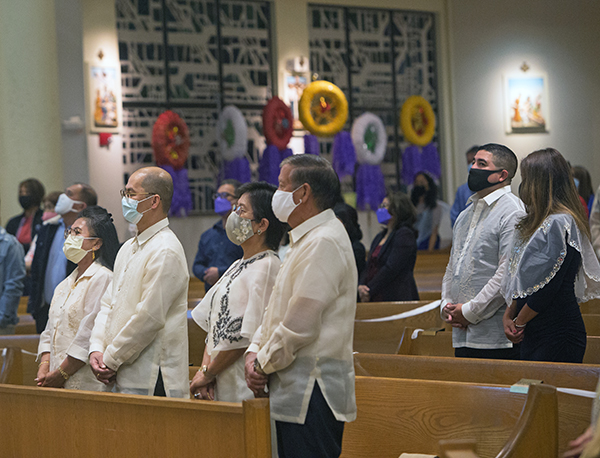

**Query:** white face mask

left=63, top=234, right=96, bottom=264
left=271, top=185, right=303, bottom=223
left=225, top=212, right=255, bottom=245
left=55, top=193, right=84, bottom=216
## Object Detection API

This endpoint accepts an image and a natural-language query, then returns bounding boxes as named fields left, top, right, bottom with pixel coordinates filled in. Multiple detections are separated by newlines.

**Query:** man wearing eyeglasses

left=192, top=179, right=243, bottom=292
left=28, top=183, right=97, bottom=333
left=89, top=166, right=189, bottom=397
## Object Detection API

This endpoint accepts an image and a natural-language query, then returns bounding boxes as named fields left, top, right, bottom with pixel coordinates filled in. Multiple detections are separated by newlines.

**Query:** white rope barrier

left=355, top=300, right=441, bottom=323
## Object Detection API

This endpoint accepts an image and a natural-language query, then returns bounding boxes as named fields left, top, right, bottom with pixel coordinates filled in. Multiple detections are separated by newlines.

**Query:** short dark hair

left=74, top=183, right=98, bottom=206
left=77, top=206, right=120, bottom=270
left=334, top=202, right=363, bottom=242
left=236, top=182, right=285, bottom=251
left=388, top=192, right=417, bottom=230
left=466, top=145, right=480, bottom=163
left=19, top=178, right=45, bottom=207
left=43, top=191, right=62, bottom=209
left=281, top=155, right=340, bottom=211
left=411, top=172, right=438, bottom=210
left=220, top=179, right=242, bottom=191
left=479, top=143, right=518, bottom=180
left=141, top=171, right=173, bottom=213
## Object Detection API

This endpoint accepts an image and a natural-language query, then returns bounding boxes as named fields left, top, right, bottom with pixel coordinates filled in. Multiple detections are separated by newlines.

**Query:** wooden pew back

left=584, top=314, right=600, bottom=336
left=353, top=353, right=596, bottom=455
left=581, top=299, right=600, bottom=315
left=342, top=376, right=557, bottom=458
left=0, top=335, right=40, bottom=386
left=0, top=348, right=23, bottom=385
left=397, top=327, right=454, bottom=357
left=0, top=384, right=270, bottom=458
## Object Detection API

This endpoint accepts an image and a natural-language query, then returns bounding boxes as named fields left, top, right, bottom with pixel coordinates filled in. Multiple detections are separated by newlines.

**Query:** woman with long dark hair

left=36, top=206, right=120, bottom=389
left=503, top=148, right=600, bottom=362
left=411, top=172, right=441, bottom=251
left=358, top=192, right=419, bottom=302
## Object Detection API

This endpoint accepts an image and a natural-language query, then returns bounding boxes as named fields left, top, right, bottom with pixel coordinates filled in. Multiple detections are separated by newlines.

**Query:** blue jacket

left=0, top=227, right=25, bottom=327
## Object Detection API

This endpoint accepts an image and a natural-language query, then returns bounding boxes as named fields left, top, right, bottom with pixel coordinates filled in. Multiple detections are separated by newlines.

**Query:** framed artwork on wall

left=504, top=73, right=549, bottom=134
left=85, top=63, right=121, bottom=133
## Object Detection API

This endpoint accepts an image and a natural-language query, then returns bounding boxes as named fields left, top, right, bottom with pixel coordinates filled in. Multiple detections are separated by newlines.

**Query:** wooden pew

left=354, top=302, right=446, bottom=354
left=0, top=347, right=23, bottom=385
left=414, top=250, right=449, bottom=292
left=584, top=314, right=600, bottom=336
left=16, top=314, right=36, bottom=334
left=17, top=296, right=28, bottom=315
left=353, top=352, right=597, bottom=454
left=397, top=327, right=454, bottom=357
left=419, top=290, right=441, bottom=301
left=0, top=384, right=270, bottom=458
left=189, top=277, right=205, bottom=299
left=0, top=334, right=40, bottom=386
left=188, top=317, right=207, bottom=366
left=584, top=336, right=600, bottom=364
left=343, top=376, right=557, bottom=458
left=581, top=298, right=600, bottom=315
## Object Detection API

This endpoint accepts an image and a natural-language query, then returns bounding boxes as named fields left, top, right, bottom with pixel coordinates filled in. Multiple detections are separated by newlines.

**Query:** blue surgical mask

left=122, top=195, right=153, bottom=224
left=376, top=208, right=392, bottom=225
left=214, top=196, right=232, bottom=215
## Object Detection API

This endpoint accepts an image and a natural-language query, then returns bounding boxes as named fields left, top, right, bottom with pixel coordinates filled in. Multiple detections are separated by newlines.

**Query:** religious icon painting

left=503, top=73, right=550, bottom=134
left=85, top=63, right=122, bottom=133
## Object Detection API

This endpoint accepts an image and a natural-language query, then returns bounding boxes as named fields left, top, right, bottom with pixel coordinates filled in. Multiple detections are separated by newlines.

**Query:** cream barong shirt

left=38, top=261, right=112, bottom=391
left=441, top=186, right=525, bottom=349
left=89, top=218, right=189, bottom=397
left=249, top=209, right=358, bottom=424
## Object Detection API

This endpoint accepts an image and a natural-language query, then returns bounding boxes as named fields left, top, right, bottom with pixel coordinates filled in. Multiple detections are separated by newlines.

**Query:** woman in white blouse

left=190, top=182, right=285, bottom=402
left=36, top=206, right=119, bottom=390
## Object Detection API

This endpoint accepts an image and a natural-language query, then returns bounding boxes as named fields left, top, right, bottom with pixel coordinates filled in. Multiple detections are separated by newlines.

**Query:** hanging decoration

left=152, top=110, right=192, bottom=216
left=299, top=80, right=348, bottom=137
left=217, top=105, right=250, bottom=183
left=259, top=98, right=294, bottom=185
left=331, top=132, right=355, bottom=180
left=263, top=97, right=294, bottom=151
left=304, top=134, right=320, bottom=155
left=351, top=112, right=387, bottom=211
left=400, top=96, right=436, bottom=147
left=399, top=96, right=441, bottom=186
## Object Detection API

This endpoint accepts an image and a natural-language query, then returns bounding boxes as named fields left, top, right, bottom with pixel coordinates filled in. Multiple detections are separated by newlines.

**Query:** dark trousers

left=276, top=383, right=344, bottom=458
left=455, top=345, right=520, bottom=360
left=34, top=303, right=50, bottom=334
left=154, top=368, right=166, bottom=397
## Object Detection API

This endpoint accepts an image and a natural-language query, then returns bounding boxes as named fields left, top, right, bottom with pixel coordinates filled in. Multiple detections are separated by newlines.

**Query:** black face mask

left=19, top=195, right=35, bottom=210
left=411, top=186, right=427, bottom=201
left=468, top=168, right=504, bottom=192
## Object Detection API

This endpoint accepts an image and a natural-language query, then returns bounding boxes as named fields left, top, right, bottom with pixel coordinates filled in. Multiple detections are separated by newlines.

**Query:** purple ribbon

left=222, top=156, right=251, bottom=183
left=401, top=142, right=441, bottom=186
left=304, top=134, right=320, bottom=155
left=259, top=146, right=294, bottom=185
left=161, top=165, right=193, bottom=217
left=332, top=131, right=356, bottom=179
left=356, top=164, right=386, bottom=211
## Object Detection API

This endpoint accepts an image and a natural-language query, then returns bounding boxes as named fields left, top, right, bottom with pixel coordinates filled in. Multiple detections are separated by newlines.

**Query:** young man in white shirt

left=245, top=155, right=357, bottom=458
left=90, top=167, right=189, bottom=397
left=442, top=143, right=525, bottom=359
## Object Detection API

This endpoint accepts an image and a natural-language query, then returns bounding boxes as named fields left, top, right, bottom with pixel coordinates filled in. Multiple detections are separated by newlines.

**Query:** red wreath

left=152, top=111, right=190, bottom=170
left=263, top=97, right=293, bottom=151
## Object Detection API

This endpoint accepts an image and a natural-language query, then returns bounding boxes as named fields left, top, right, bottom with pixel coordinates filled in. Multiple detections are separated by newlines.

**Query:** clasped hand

left=442, top=303, right=469, bottom=329
left=244, top=352, right=269, bottom=398
left=89, top=351, right=117, bottom=384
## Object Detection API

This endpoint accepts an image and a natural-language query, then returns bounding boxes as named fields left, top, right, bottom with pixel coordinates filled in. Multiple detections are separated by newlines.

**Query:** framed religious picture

left=284, top=73, right=308, bottom=130
left=504, top=73, right=550, bottom=134
left=85, top=63, right=122, bottom=133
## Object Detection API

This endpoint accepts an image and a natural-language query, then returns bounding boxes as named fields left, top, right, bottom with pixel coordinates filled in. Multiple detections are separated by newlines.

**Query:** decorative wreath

left=400, top=95, right=436, bottom=146
left=299, top=80, right=348, bottom=137
left=351, top=112, right=387, bottom=165
left=263, top=97, right=293, bottom=150
left=152, top=111, right=190, bottom=170
left=218, top=105, right=248, bottom=161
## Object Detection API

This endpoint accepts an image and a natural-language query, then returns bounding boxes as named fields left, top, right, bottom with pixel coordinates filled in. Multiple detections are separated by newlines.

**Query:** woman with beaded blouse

left=190, top=182, right=285, bottom=401
left=36, top=206, right=120, bottom=389
left=502, top=148, right=600, bottom=363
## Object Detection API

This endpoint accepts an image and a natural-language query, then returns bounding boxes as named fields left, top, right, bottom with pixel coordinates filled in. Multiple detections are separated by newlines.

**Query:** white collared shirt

left=89, top=218, right=190, bottom=397
left=441, top=186, right=525, bottom=349
left=249, top=209, right=357, bottom=424
left=38, top=261, right=112, bottom=391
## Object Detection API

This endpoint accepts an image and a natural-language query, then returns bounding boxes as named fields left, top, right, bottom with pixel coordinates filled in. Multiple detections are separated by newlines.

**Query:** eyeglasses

left=212, top=192, right=236, bottom=200
left=120, top=189, right=154, bottom=199
left=232, top=205, right=259, bottom=221
left=64, top=228, right=98, bottom=240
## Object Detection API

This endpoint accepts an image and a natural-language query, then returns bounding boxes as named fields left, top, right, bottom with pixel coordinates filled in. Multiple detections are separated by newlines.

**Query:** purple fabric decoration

left=401, top=142, right=441, bottom=186
left=223, top=156, right=251, bottom=183
left=356, top=164, right=386, bottom=212
left=304, top=134, right=320, bottom=155
left=259, top=145, right=282, bottom=185
left=280, top=148, right=293, bottom=160
left=331, top=132, right=356, bottom=179
left=161, top=165, right=193, bottom=217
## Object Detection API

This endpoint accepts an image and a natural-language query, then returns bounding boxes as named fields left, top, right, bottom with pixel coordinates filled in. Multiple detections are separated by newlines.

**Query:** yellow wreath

left=299, top=80, right=348, bottom=137
left=400, top=95, right=436, bottom=146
